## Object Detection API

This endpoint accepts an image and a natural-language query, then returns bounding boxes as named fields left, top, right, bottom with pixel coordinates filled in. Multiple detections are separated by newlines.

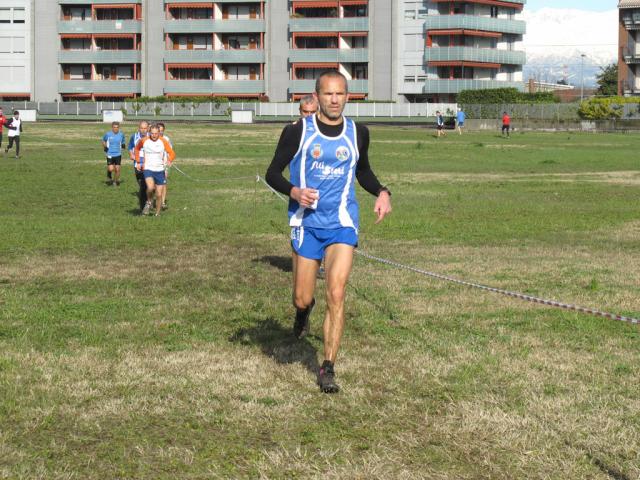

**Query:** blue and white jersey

left=288, top=115, right=360, bottom=230
left=128, top=131, right=147, bottom=165
left=103, top=131, right=125, bottom=158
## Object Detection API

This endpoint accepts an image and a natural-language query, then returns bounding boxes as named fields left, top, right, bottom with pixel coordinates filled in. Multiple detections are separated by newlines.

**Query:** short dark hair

left=111, top=121, right=120, bottom=127
left=13, top=110, right=19, bottom=115
left=156, top=122, right=165, bottom=129
left=315, top=70, right=348, bottom=95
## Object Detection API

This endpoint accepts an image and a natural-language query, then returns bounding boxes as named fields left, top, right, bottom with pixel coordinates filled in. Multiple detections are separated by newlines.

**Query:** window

left=13, top=37, right=25, bottom=53
left=404, top=9, right=416, bottom=19
left=417, top=9, right=428, bottom=19
left=491, top=6, right=498, bottom=18
left=13, top=8, right=25, bottom=23
left=0, top=8, right=10, bottom=23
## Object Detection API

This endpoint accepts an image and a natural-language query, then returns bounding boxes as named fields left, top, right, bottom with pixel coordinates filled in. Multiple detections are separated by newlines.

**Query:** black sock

left=321, top=360, right=334, bottom=371
left=107, top=171, right=112, bottom=179
left=295, top=298, right=315, bottom=318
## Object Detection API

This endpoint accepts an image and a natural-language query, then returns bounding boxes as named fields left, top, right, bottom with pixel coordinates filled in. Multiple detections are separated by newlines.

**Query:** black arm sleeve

left=355, top=124, right=384, bottom=196
left=265, top=122, right=303, bottom=196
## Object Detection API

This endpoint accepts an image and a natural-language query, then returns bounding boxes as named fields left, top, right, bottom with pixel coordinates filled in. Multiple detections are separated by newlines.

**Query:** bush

left=578, top=97, right=640, bottom=120
left=458, top=88, right=557, bottom=104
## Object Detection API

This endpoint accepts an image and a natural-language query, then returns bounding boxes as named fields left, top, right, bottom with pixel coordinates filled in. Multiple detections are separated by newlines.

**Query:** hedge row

left=578, top=97, right=640, bottom=120
left=457, top=88, right=557, bottom=104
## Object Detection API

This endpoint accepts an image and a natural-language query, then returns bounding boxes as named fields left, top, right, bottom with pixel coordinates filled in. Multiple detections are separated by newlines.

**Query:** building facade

left=619, top=0, right=640, bottom=95
left=15, top=0, right=525, bottom=102
left=0, top=0, right=31, bottom=100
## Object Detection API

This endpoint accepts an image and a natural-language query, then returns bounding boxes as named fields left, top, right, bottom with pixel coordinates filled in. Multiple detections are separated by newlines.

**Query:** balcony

left=167, top=0, right=260, bottom=2
left=425, top=47, right=525, bottom=65
left=289, top=17, right=369, bottom=33
left=422, top=79, right=524, bottom=94
left=58, top=20, right=142, bottom=34
left=59, top=50, right=142, bottom=63
left=58, top=79, right=142, bottom=94
left=289, top=48, right=368, bottom=63
left=164, top=19, right=265, bottom=34
left=623, top=47, right=640, bottom=64
left=164, top=79, right=265, bottom=94
left=424, top=15, right=526, bottom=35
left=289, top=79, right=367, bottom=93
left=622, top=12, right=640, bottom=29
left=164, top=49, right=265, bottom=63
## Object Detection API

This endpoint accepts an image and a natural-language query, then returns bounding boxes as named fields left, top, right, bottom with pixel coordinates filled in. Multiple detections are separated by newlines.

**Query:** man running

left=128, top=121, right=149, bottom=213
left=436, top=110, right=446, bottom=138
left=298, top=95, right=318, bottom=119
left=4, top=110, right=22, bottom=158
left=0, top=108, right=5, bottom=150
left=502, top=111, right=511, bottom=138
left=101, top=121, right=126, bottom=186
left=456, top=107, right=466, bottom=135
left=134, top=124, right=175, bottom=217
left=265, top=70, right=392, bottom=393
left=157, top=122, right=172, bottom=210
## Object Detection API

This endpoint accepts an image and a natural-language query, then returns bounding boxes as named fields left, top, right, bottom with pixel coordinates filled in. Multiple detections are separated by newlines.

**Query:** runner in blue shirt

left=101, top=121, right=126, bottom=186
left=456, top=107, right=466, bottom=135
left=266, top=70, right=392, bottom=393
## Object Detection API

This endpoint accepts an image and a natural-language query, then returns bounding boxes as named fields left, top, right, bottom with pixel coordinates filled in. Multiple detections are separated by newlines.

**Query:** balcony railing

left=58, top=79, right=142, bottom=94
left=164, top=49, right=265, bottom=63
left=424, top=15, right=526, bottom=35
left=289, top=17, right=369, bottom=33
left=164, top=19, right=265, bottom=33
left=422, top=79, right=524, bottom=94
left=58, top=20, right=142, bottom=34
left=289, top=79, right=367, bottom=93
left=164, top=79, right=265, bottom=94
left=623, top=47, right=640, bottom=63
left=289, top=48, right=368, bottom=63
left=59, top=50, right=142, bottom=63
left=425, top=47, right=525, bottom=65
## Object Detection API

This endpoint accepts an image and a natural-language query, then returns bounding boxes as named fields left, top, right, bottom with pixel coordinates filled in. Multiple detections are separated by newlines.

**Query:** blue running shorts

left=143, top=170, right=167, bottom=185
left=291, top=226, right=358, bottom=260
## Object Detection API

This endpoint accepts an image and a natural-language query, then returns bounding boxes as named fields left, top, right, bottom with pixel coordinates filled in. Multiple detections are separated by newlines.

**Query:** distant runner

left=101, top=121, right=126, bottom=186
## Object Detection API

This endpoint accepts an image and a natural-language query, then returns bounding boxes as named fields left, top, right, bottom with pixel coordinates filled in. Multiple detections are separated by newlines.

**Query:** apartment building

left=619, top=0, right=640, bottom=95
left=398, top=0, right=526, bottom=103
left=18, top=0, right=524, bottom=102
left=0, top=0, right=31, bottom=100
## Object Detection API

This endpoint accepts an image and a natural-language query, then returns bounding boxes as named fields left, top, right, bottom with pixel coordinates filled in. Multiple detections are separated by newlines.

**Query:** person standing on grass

left=129, top=120, right=149, bottom=213
left=101, top=121, right=126, bottom=186
left=456, top=107, right=466, bottom=135
left=265, top=70, right=392, bottom=394
left=436, top=110, right=446, bottom=138
left=134, top=124, right=175, bottom=217
left=0, top=108, right=5, bottom=150
left=4, top=110, right=22, bottom=158
left=502, top=111, right=511, bottom=138
left=157, top=122, right=172, bottom=211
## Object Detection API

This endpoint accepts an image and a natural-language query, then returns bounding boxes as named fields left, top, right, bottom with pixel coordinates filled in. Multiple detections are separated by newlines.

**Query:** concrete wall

left=370, top=0, right=393, bottom=101
left=266, top=0, right=289, bottom=101
left=33, top=0, right=57, bottom=101
left=143, top=0, right=164, bottom=97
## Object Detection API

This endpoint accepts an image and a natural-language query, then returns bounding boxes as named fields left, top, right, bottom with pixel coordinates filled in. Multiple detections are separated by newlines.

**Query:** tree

left=595, top=64, right=618, bottom=96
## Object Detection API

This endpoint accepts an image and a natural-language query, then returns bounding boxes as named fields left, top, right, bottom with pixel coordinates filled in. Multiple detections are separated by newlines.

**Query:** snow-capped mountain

left=522, top=8, right=617, bottom=87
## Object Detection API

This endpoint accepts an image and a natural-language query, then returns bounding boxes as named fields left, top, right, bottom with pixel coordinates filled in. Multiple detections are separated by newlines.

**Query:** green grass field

left=1, top=122, right=639, bottom=479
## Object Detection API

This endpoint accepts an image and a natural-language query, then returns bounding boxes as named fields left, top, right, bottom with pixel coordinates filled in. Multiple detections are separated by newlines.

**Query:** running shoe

left=293, top=298, right=315, bottom=339
left=318, top=361, right=340, bottom=394
left=161, top=201, right=168, bottom=210
left=141, top=201, right=152, bottom=216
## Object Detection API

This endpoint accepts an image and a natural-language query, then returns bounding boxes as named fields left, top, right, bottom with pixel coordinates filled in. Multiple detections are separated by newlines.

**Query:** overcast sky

left=527, top=0, right=617, bottom=11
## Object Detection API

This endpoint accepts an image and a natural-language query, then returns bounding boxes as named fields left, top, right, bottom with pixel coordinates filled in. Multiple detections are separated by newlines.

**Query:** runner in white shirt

left=134, top=124, right=176, bottom=217
left=4, top=111, right=23, bottom=158
left=157, top=122, right=173, bottom=211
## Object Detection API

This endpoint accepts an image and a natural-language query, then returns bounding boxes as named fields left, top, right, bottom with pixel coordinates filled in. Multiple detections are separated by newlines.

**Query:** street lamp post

left=580, top=54, right=586, bottom=101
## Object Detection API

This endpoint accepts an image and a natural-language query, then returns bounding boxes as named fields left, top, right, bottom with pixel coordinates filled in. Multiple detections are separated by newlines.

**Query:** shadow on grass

left=253, top=255, right=292, bottom=273
left=229, top=317, right=320, bottom=375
